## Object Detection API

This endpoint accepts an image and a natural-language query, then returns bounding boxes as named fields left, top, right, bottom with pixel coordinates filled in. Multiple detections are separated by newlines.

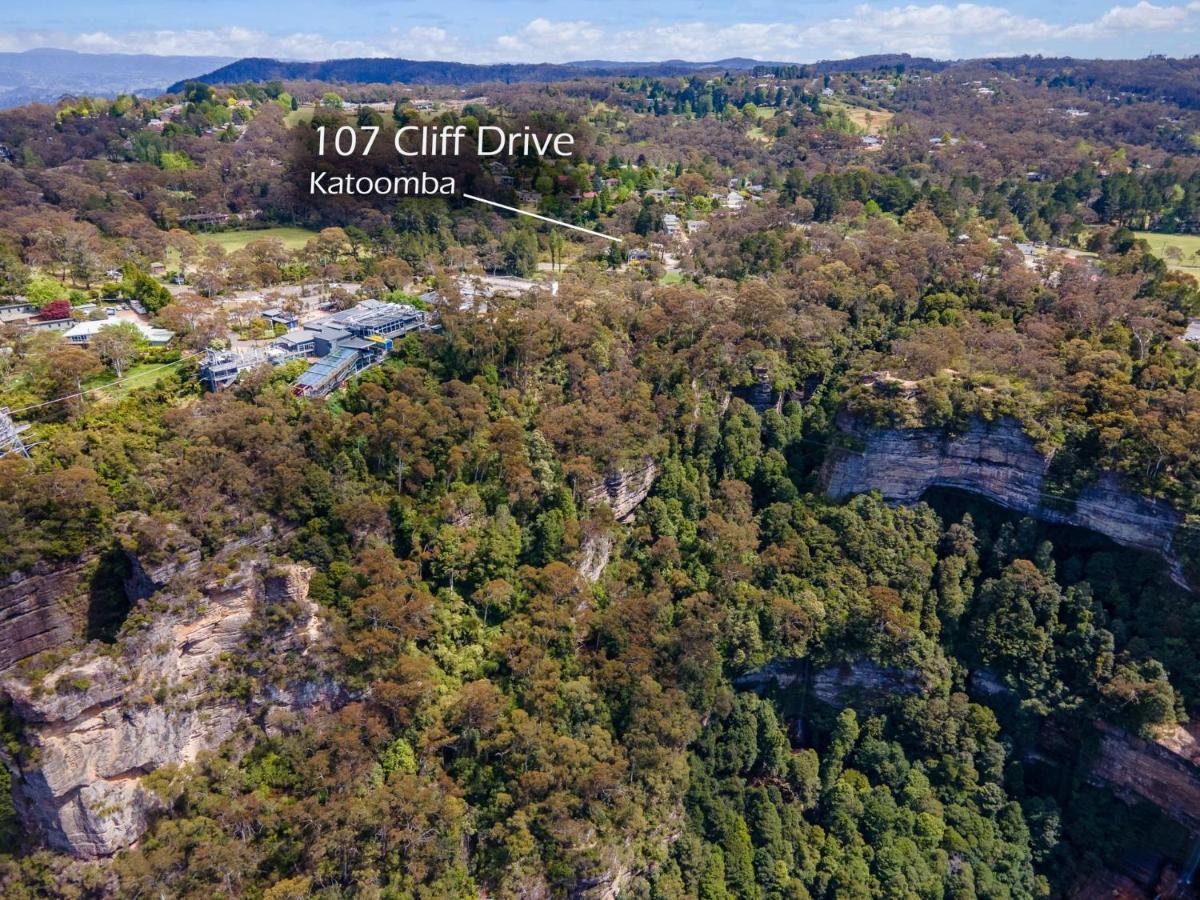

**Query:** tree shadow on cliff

left=87, top=544, right=132, bottom=643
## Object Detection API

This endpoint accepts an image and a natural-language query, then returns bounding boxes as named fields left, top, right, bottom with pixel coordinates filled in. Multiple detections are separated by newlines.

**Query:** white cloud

left=496, top=18, right=604, bottom=54
left=1056, top=1, right=1193, bottom=37
left=478, top=3, right=1199, bottom=62
left=0, top=2, right=1196, bottom=62
left=0, top=25, right=467, bottom=61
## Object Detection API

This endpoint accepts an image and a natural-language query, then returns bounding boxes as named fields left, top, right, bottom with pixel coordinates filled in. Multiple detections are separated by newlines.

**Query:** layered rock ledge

left=821, top=416, right=1190, bottom=588
left=576, top=459, right=658, bottom=582
left=0, top=560, right=338, bottom=858
left=0, top=560, right=92, bottom=673
left=585, top=459, right=657, bottom=523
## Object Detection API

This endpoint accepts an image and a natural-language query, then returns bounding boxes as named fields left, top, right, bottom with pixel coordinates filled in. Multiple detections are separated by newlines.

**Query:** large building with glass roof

left=279, top=299, right=427, bottom=397
left=201, top=299, right=429, bottom=395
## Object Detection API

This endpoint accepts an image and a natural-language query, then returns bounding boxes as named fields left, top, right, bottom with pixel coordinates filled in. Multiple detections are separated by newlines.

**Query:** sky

left=2, top=1, right=1199, bottom=62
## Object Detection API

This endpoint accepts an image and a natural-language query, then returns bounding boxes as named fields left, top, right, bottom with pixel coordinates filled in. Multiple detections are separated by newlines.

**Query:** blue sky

left=2, top=1, right=1199, bottom=61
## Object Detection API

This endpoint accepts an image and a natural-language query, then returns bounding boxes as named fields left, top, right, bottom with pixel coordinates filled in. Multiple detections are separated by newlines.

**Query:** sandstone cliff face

left=0, top=518, right=240, bottom=678
left=731, top=368, right=784, bottom=416
left=577, top=531, right=614, bottom=584
left=585, top=459, right=657, bottom=523
left=1088, top=721, right=1200, bottom=833
left=575, top=460, right=658, bottom=582
left=0, top=559, right=92, bottom=673
left=0, top=561, right=335, bottom=858
left=736, top=657, right=933, bottom=705
left=821, top=417, right=1189, bottom=587
left=118, top=517, right=203, bottom=604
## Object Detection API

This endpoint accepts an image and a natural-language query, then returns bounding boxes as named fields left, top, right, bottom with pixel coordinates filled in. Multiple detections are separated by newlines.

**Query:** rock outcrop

left=1088, top=721, right=1200, bottom=833
left=118, top=516, right=203, bottom=603
left=0, top=521, right=281, bottom=679
left=577, top=531, right=614, bottom=584
left=736, top=656, right=933, bottom=706
left=585, top=459, right=657, bottom=523
left=1, top=560, right=337, bottom=858
left=0, top=559, right=92, bottom=673
left=732, top=367, right=784, bottom=416
left=821, top=416, right=1189, bottom=588
left=575, top=460, right=657, bottom=581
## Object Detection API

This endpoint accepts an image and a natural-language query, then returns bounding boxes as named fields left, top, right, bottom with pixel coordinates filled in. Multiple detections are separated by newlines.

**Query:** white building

left=63, top=320, right=175, bottom=346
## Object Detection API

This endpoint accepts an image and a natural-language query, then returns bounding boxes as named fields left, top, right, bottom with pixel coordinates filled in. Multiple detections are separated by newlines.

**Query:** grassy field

left=1134, top=231, right=1200, bottom=274
left=823, top=99, right=895, bottom=135
left=84, top=362, right=179, bottom=401
left=283, top=105, right=315, bottom=128
left=747, top=106, right=778, bottom=143
left=197, top=227, right=318, bottom=253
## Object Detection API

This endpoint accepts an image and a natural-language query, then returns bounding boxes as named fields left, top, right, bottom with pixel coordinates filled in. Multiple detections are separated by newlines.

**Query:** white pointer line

left=462, top=193, right=623, bottom=243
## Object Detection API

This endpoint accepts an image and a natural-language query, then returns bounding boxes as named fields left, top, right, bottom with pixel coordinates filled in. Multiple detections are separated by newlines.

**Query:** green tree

left=90, top=322, right=145, bottom=377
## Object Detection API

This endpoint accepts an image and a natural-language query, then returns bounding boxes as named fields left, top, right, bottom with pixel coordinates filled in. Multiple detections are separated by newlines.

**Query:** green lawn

left=747, top=107, right=777, bottom=142
left=83, top=362, right=179, bottom=401
left=196, top=227, right=318, bottom=254
left=1134, top=231, right=1200, bottom=273
left=283, top=105, right=315, bottom=128
left=820, top=98, right=895, bottom=136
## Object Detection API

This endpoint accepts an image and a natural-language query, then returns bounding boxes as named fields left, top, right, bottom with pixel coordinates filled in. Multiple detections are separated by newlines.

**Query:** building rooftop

left=296, top=346, right=356, bottom=389
left=62, top=319, right=174, bottom=344
left=322, top=298, right=422, bottom=333
left=275, top=329, right=317, bottom=347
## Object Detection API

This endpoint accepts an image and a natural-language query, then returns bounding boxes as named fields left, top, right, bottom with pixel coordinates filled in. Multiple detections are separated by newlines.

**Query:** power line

left=6, top=350, right=205, bottom=416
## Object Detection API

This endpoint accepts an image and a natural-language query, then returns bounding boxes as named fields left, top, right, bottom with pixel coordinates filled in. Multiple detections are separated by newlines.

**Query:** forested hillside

left=0, top=55, right=1199, bottom=899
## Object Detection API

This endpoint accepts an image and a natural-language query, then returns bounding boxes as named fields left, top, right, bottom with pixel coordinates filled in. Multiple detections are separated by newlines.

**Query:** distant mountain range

left=0, top=49, right=236, bottom=108
left=0, top=49, right=953, bottom=110
left=165, top=57, right=771, bottom=93
left=6, top=49, right=1197, bottom=111
left=166, top=53, right=946, bottom=92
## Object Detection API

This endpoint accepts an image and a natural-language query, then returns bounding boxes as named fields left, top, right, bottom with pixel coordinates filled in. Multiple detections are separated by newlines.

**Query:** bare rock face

left=585, top=459, right=657, bottom=523
left=576, top=460, right=656, bottom=581
left=0, top=560, right=335, bottom=858
left=822, top=416, right=1189, bottom=588
left=0, top=559, right=92, bottom=673
left=736, top=657, right=933, bottom=705
left=0, top=520, right=265, bottom=678
left=577, top=531, right=614, bottom=584
left=809, top=659, right=930, bottom=704
left=1088, top=721, right=1200, bottom=833
left=731, top=367, right=784, bottom=416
